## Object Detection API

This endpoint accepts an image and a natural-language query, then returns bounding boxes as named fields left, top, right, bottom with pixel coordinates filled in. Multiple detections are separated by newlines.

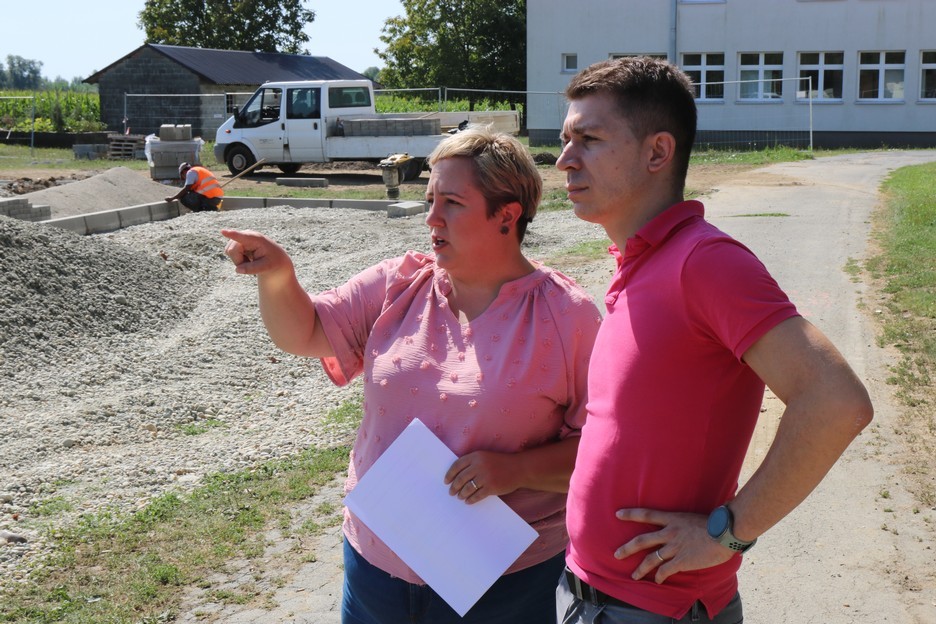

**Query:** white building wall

left=527, top=0, right=936, bottom=146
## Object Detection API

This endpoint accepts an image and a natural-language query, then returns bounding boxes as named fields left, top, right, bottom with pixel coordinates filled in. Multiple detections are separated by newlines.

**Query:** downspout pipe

left=669, top=0, right=678, bottom=63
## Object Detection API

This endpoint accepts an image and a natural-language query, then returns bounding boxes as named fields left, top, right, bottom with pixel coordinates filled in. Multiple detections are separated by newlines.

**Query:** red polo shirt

left=565, top=200, right=799, bottom=618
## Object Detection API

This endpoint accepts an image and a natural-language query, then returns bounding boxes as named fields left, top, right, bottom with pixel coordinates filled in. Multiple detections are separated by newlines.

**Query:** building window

left=858, top=51, right=905, bottom=100
left=921, top=51, right=936, bottom=100
left=682, top=53, right=725, bottom=100
left=739, top=52, right=784, bottom=100
left=562, top=53, right=578, bottom=73
left=610, top=53, right=667, bottom=61
left=798, top=52, right=843, bottom=100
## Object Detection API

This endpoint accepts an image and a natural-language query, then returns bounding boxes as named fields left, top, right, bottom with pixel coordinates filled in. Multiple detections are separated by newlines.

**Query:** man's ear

left=646, top=131, right=677, bottom=174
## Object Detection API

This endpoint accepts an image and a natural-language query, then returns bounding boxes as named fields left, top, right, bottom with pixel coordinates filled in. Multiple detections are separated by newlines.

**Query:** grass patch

left=0, top=143, right=149, bottom=173
left=523, top=140, right=818, bottom=165
left=691, top=145, right=814, bottom=166
left=865, top=160, right=936, bottom=508
left=0, top=395, right=361, bottom=622
left=176, top=418, right=226, bottom=436
left=867, top=162, right=936, bottom=402
left=29, top=497, right=73, bottom=517
left=539, top=187, right=572, bottom=212
left=542, top=239, right=612, bottom=270
left=320, top=394, right=364, bottom=428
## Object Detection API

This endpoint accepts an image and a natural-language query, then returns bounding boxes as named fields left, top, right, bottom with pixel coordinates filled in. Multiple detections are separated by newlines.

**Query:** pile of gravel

left=0, top=204, right=607, bottom=587
left=18, top=166, right=174, bottom=219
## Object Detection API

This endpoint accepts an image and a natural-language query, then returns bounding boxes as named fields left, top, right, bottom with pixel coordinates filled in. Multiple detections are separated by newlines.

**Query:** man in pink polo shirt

left=555, top=57, right=874, bottom=623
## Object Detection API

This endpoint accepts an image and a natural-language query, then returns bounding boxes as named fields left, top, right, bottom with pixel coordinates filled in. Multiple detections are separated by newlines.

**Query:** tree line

left=0, top=55, right=95, bottom=92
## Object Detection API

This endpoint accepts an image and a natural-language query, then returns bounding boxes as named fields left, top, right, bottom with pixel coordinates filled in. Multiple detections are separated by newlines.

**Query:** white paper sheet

left=343, top=418, right=539, bottom=617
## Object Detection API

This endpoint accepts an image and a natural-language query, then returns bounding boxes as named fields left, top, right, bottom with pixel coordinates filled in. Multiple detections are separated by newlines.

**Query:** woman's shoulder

left=525, top=264, right=602, bottom=320
left=375, top=251, right=442, bottom=297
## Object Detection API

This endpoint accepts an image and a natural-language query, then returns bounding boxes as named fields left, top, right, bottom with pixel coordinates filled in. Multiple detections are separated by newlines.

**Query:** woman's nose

left=425, top=200, right=441, bottom=226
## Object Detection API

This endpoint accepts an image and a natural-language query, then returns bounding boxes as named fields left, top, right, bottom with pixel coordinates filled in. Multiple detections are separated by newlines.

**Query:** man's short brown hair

left=566, top=56, right=697, bottom=185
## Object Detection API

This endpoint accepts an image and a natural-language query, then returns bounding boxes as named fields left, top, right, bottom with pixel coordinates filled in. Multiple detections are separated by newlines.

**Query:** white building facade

left=526, top=0, right=936, bottom=148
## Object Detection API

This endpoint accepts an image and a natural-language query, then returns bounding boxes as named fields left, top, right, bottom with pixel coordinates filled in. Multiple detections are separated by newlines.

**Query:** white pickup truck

left=213, top=79, right=520, bottom=181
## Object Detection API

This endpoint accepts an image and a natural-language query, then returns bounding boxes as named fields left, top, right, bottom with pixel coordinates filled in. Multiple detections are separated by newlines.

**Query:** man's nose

left=556, top=143, right=578, bottom=170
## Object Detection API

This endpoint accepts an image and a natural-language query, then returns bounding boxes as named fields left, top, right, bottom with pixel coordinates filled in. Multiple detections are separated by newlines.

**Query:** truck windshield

left=328, top=87, right=371, bottom=108
left=238, top=87, right=283, bottom=127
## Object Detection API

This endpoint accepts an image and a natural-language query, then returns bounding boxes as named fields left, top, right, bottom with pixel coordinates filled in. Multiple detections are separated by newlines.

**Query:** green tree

left=376, top=0, right=525, bottom=96
left=362, top=66, right=381, bottom=81
left=5, top=55, right=43, bottom=89
left=138, top=0, right=315, bottom=54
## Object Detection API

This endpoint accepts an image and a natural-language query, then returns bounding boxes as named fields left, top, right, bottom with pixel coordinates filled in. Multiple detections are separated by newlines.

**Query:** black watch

left=706, top=505, right=756, bottom=553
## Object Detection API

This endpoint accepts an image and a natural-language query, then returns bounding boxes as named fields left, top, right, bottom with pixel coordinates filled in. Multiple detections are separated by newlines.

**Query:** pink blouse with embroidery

left=314, top=251, right=601, bottom=583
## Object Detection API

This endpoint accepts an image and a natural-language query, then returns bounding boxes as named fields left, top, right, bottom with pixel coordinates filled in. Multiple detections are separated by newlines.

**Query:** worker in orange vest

left=166, top=162, right=224, bottom=211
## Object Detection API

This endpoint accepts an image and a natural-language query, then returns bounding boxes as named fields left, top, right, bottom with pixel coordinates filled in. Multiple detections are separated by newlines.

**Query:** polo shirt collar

left=609, top=200, right=705, bottom=262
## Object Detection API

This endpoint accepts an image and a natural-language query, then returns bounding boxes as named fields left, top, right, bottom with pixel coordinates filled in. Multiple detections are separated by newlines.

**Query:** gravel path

left=0, top=203, right=608, bottom=588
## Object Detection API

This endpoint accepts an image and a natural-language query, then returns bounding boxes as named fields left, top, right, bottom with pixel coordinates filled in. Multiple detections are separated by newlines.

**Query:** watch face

left=707, top=505, right=731, bottom=538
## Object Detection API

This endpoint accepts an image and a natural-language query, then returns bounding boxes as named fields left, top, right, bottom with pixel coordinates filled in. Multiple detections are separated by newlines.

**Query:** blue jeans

left=342, top=539, right=565, bottom=624
left=556, top=571, right=743, bottom=624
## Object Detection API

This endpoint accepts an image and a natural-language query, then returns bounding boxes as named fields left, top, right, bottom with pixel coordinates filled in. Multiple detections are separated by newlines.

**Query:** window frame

left=857, top=50, right=906, bottom=102
left=738, top=52, right=785, bottom=101
left=682, top=52, right=726, bottom=101
left=797, top=51, right=844, bottom=102
left=921, top=50, right=936, bottom=101
left=561, top=53, right=578, bottom=73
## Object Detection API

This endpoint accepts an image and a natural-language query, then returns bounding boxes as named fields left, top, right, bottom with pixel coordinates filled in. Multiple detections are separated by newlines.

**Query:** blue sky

left=1, top=1, right=403, bottom=81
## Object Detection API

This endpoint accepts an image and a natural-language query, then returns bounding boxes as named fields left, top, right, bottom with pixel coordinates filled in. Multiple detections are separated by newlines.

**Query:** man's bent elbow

left=843, top=382, right=874, bottom=437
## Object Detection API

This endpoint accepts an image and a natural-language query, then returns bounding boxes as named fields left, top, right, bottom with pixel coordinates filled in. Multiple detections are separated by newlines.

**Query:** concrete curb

left=40, top=197, right=428, bottom=236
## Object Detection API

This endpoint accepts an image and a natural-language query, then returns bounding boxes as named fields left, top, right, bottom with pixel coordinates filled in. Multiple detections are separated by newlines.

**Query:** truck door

left=284, top=87, right=324, bottom=162
left=234, top=87, right=284, bottom=162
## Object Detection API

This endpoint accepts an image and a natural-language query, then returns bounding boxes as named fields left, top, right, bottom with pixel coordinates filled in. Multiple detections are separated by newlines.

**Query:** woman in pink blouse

left=222, top=127, right=601, bottom=624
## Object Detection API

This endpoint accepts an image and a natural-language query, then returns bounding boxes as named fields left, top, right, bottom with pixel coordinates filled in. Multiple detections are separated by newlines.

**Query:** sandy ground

left=2, top=154, right=935, bottom=623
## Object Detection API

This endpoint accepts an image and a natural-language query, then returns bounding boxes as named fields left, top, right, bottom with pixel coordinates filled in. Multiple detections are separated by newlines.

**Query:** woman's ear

left=498, top=201, right=524, bottom=231
left=646, top=131, right=676, bottom=174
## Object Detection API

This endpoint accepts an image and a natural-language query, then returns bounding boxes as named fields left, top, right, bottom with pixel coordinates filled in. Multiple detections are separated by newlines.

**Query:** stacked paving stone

left=0, top=197, right=51, bottom=222
left=344, top=117, right=441, bottom=137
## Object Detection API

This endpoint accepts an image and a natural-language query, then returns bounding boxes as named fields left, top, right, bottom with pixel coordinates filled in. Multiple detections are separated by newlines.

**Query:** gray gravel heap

left=0, top=205, right=607, bottom=588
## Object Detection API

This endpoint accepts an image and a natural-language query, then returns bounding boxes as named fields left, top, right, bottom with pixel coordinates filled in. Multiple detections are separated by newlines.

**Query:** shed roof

left=85, top=43, right=368, bottom=85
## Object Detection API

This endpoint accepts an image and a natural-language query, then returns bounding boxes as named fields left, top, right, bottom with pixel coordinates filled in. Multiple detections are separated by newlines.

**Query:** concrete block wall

left=0, top=197, right=52, bottom=222
left=97, top=48, right=202, bottom=135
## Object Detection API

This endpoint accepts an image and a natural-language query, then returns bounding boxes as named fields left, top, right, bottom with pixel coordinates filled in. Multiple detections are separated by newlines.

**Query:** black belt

left=564, top=567, right=635, bottom=608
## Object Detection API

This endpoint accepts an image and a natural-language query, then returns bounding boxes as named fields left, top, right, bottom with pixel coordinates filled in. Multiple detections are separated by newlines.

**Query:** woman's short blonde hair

left=427, top=126, right=542, bottom=242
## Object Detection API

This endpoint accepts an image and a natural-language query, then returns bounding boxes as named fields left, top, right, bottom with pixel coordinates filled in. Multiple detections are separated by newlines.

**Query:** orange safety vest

left=190, top=166, right=224, bottom=198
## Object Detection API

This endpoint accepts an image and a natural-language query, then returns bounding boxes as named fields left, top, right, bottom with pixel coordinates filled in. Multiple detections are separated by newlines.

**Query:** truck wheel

left=227, top=145, right=256, bottom=176
left=278, top=163, right=302, bottom=175
left=401, top=158, right=425, bottom=182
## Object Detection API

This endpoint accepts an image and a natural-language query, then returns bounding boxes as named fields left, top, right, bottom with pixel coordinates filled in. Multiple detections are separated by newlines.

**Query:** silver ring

left=470, top=479, right=479, bottom=490
left=655, top=550, right=665, bottom=563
